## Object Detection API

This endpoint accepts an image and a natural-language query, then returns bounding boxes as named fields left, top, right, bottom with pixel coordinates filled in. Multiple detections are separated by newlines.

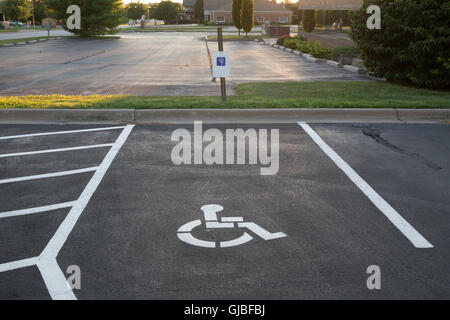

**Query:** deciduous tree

left=126, top=2, right=147, bottom=21
left=1, top=0, right=32, bottom=22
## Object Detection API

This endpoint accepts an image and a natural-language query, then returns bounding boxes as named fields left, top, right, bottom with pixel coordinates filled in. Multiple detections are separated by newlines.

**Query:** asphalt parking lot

left=0, top=122, right=449, bottom=300
left=0, top=32, right=369, bottom=96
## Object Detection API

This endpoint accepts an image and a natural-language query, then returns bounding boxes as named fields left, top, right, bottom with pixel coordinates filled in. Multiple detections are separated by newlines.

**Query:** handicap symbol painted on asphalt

left=177, top=205, right=287, bottom=248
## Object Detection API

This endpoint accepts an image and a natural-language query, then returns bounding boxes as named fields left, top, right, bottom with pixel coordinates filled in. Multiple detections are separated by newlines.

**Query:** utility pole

left=217, top=27, right=227, bottom=102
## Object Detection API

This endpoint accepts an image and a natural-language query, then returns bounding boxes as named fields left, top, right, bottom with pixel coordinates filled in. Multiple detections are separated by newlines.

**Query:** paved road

left=0, top=32, right=369, bottom=96
left=0, top=122, right=449, bottom=299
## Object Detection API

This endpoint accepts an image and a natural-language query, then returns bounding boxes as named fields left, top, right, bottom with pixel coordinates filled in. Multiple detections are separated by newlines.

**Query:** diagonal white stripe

left=0, top=126, right=126, bottom=140
left=298, top=122, right=433, bottom=248
left=0, top=144, right=113, bottom=158
left=0, top=201, right=76, bottom=219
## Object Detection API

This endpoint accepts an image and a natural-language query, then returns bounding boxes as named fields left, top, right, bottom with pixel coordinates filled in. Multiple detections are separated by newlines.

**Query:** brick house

left=203, top=0, right=293, bottom=25
left=298, top=0, right=362, bottom=10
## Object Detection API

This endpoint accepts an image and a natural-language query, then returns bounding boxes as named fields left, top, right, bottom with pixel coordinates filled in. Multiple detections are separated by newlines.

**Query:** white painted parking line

left=298, top=122, right=433, bottom=249
left=0, top=201, right=77, bottom=219
left=0, top=257, right=38, bottom=273
left=0, top=125, right=135, bottom=300
left=37, top=259, right=76, bottom=300
left=39, top=125, right=134, bottom=299
left=0, top=167, right=98, bottom=185
left=0, top=126, right=126, bottom=141
left=0, top=143, right=113, bottom=158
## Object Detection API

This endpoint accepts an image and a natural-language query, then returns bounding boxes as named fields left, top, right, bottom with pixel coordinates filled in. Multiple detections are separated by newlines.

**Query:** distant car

left=8, top=21, right=24, bottom=27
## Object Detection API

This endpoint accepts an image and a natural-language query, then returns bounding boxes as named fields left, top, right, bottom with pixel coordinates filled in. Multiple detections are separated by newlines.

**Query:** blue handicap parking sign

left=217, top=57, right=226, bottom=67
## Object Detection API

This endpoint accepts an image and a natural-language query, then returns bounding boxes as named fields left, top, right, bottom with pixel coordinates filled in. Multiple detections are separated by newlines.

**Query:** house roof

left=298, top=0, right=362, bottom=10
left=183, top=0, right=197, bottom=7
left=204, top=0, right=292, bottom=12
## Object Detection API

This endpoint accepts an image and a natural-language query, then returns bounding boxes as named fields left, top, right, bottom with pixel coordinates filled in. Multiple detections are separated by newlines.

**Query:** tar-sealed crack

left=362, top=127, right=442, bottom=171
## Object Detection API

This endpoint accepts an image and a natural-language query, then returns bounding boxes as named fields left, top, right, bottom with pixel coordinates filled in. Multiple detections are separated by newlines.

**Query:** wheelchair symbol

left=217, top=57, right=226, bottom=66
left=177, top=205, right=287, bottom=248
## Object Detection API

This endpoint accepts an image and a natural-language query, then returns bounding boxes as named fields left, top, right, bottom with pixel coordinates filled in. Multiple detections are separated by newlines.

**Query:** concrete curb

left=0, top=109, right=134, bottom=123
left=0, top=108, right=448, bottom=124
left=396, top=109, right=450, bottom=121
left=134, top=108, right=401, bottom=124
left=271, top=42, right=365, bottom=73
left=327, top=60, right=343, bottom=68
left=0, top=37, right=58, bottom=48
left=343, top=65, right=364, bottom=74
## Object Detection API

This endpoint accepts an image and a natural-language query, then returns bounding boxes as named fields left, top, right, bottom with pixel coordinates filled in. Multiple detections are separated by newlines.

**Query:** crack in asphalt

left=63, top=50, right=107, bottom=64
left=362, top=126, right=442, bottom=171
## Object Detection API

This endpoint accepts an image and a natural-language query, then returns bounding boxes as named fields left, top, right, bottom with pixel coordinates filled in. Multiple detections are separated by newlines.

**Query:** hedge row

left=278, top=36, right=331, bottom=60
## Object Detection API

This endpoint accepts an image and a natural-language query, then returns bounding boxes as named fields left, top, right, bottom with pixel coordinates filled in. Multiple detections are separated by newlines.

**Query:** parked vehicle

left=8, top=21, right=24, bottom=27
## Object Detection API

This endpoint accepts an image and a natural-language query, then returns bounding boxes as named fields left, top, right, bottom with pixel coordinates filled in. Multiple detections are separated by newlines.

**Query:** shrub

left=276, top=34, right=292, bottom=46
left=283, top=37, right=331, bottom=59
left=330, top=46, right=360, bottom=61
left=283, top=38, right=298, bottom=49
left=351, top=0, right=450, bottom=89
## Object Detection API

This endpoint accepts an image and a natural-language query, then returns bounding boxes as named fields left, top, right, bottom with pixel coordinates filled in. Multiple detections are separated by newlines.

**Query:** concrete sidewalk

left=0, top=108, right=448, bottom=124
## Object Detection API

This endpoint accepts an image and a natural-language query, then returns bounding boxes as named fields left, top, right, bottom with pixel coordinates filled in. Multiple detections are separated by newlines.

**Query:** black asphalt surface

left=0, top=33, right=369, bottom=96
left=0, top=123, right=449, bottom=299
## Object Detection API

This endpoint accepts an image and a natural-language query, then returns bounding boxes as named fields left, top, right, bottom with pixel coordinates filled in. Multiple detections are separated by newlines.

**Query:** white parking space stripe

left=39, top=124, right=135, bottom=299
left=0, top=201, right=76, bottom=219
left=37, top=259, right=76, bottom=300
left=0, top=126, right=126, bottom=141
left=0, top=125, right=135, bottom=300
left=0, top=257, right=38, bottom=273
left=298, top=122, right=433, bottom=249
left=0, top=167, right=98, bottom=185
left=0, top=143, right=113, bottom=158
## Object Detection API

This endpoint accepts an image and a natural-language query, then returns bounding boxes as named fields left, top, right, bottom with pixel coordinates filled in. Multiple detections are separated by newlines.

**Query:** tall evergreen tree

left=232, top=0, right=242, bottom=36
left=240, top=0, right=253, bottom=36
left=46, top=0, right=123, bottom=36
left=302, top=9, right=315, bottom=32
left=194, top=0, right=204, bottom=23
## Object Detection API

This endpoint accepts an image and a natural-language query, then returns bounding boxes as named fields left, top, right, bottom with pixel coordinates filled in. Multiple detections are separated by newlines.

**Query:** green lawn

left=1, top=82, right=449, bottom=109
left=207, top=35, right=273, bottom=41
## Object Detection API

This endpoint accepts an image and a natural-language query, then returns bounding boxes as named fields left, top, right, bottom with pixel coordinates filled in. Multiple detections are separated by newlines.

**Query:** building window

left=258, top=16, right=264, bottom=23
left=279, top=16, right=288, bottom=24
left=216, top=16, right=225, bottom=22
left=205, top=14, right=210, bottom=21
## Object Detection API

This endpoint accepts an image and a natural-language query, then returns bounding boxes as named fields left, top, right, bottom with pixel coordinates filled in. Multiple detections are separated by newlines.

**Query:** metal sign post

left=45, top=22, right=51, bottom=38
left=217, top=27, right=227, bottom=102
